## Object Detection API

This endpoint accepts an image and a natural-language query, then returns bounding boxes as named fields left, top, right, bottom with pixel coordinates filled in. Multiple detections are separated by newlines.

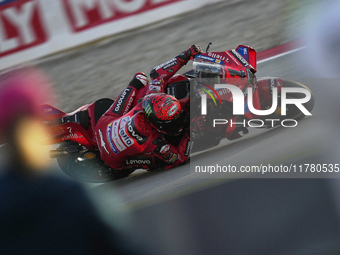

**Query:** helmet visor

left=150, top=112, right=184, bottom=135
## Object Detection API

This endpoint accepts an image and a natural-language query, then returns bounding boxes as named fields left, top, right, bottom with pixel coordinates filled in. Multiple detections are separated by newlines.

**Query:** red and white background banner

left=0, top=0, right=221, bottom=70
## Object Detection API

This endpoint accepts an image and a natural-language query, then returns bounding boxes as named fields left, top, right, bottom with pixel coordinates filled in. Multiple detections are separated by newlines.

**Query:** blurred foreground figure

left=305, top=0, right=340, bottom=78
left=0, top=69, right=143, bottom=255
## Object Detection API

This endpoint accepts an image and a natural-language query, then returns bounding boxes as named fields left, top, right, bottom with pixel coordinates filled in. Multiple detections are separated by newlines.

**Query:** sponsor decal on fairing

left=269, top=77, right=282, bottom=95
left=207, top=52, right=227, bottom=61
left=184, top=141, right=193, bottom=156
left=125, top=157, right=153, bottom=165
left=230, top=49, right=249, bottom=67
left=197, top=55, right=216, bottom=62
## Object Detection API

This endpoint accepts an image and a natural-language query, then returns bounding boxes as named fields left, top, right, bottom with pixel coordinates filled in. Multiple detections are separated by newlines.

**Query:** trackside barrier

left=0, top=0, right=223, bottom=70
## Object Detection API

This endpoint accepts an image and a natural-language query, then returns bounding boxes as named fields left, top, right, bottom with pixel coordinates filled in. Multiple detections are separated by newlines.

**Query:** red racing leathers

left=94, top=47, right=199, bottom=170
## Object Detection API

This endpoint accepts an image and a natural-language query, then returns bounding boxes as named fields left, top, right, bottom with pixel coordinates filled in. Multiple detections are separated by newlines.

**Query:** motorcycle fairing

left=236, top=45, right=257, bottom=73
left=256, top=77, right=283, bottom=111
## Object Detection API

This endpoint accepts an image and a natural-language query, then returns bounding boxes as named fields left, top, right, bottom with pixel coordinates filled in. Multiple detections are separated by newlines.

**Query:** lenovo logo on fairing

left=231, top=50, right=249, bottom=67
left=125, top=159, right=151, bottom=165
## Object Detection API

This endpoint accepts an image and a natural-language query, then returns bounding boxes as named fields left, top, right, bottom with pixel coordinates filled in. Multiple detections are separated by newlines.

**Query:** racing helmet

left=142, top=93, right=183, bottom=136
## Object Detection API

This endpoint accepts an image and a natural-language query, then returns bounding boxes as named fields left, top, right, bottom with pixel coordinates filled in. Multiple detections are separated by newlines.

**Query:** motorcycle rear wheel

left=56, top=142, right=135, bottom=183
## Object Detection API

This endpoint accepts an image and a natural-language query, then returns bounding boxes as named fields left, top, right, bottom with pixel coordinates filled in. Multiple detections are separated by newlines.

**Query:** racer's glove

left=177, top=44, right=203, bottom=63
left=190, top=116, right=206, bottom=140
left=186, top=44, right=203, bottom=60
left=129, top=72, right=149, bottom=89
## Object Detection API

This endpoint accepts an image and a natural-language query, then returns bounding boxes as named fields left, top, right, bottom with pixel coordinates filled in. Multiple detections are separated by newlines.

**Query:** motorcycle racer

left=94, top=45, right=202, bottom=171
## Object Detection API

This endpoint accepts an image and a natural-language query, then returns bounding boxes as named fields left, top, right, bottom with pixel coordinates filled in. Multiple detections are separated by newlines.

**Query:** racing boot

left=129, top=72, right=149, bottom=104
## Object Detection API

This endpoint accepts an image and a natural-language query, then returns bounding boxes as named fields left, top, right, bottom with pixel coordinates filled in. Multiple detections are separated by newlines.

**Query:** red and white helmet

left=142, top=93, right=183, bottom=136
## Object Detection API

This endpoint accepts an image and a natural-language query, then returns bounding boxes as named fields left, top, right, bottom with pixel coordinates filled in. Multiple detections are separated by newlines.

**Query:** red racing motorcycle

left=41, top=44, right=314, bottom=182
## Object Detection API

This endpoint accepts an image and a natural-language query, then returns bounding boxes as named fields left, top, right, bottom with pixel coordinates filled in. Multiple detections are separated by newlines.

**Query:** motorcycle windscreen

left=193, top=61, right=224, bottom=85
